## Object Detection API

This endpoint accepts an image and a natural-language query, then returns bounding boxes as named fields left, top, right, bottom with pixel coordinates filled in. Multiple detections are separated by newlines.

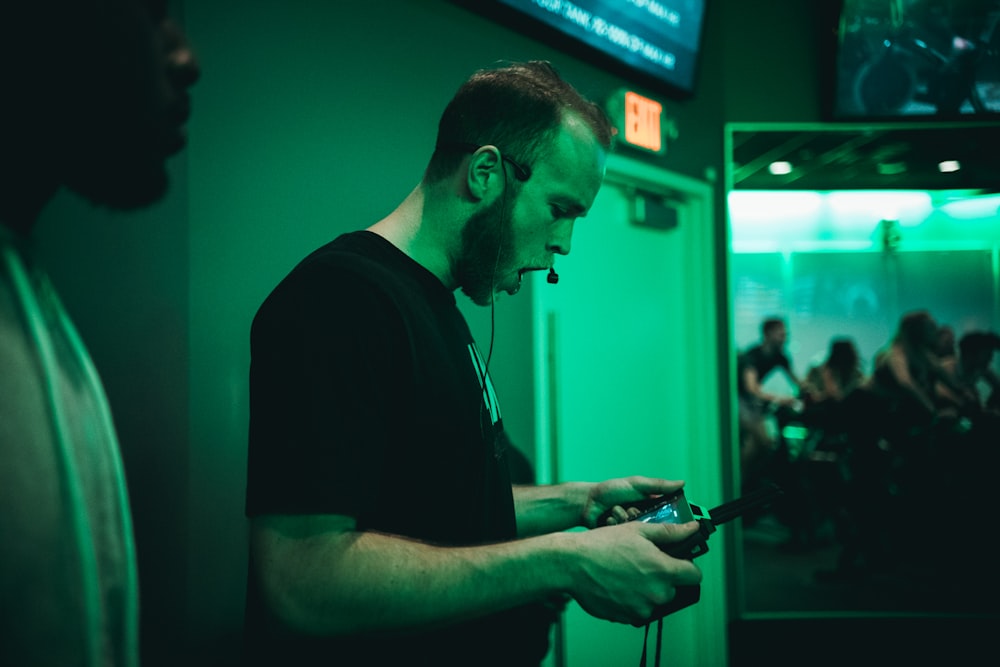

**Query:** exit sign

left=624, top=91, right=663, bottom=153
left=604, top=88, right=673, bottom=156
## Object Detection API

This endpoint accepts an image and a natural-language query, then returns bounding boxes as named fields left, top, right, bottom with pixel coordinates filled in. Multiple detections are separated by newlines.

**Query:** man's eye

left=550, top=205, right=567, bottom=219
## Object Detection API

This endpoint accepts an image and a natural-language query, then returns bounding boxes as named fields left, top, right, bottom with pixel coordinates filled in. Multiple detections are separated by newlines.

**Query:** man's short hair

left=762, top=318, right=786, bottom=337
left=425, top=60, right=613, bottom=183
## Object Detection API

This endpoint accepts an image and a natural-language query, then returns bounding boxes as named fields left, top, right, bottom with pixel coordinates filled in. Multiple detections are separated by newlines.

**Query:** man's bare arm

left=250, top=510, right=702, bottom=637
left=511, top=477, right=688, bottom=537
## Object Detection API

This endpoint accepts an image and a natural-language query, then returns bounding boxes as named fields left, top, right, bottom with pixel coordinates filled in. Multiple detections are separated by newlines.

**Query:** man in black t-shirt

left=244, top=61, right=704, bottom=666
left=737, top=317, right=804, bottom=475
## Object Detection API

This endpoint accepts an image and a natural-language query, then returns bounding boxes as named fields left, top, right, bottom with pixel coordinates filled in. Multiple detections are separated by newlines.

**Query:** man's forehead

left=528, top=119, right=606, bottom=209
left=526, top=164, right=604, bottom=214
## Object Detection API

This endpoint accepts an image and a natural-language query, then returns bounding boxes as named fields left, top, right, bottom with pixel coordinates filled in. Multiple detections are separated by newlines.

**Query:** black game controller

left=602, top=483, right=783, bottom=624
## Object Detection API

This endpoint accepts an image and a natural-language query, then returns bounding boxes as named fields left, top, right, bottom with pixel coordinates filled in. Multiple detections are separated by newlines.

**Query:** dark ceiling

left=730, top=123, right=1000, bottom=191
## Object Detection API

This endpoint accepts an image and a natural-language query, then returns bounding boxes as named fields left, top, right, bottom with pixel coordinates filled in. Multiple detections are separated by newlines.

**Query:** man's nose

left=164, top=20, right=201, bottom=89
left=548, top=219, right=575, bottom=256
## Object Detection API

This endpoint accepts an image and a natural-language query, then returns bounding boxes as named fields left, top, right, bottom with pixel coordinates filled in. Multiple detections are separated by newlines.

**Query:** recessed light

left=768, top=161, right=792, bottom=175
left=938, top=160, right=961, bottom=173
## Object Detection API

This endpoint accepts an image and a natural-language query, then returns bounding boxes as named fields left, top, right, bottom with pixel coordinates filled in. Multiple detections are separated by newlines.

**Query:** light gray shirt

left=1, top=228, right=138, bottom=667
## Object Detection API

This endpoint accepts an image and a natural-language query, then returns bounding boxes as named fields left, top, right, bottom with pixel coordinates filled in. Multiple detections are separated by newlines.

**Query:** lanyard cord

left=639, top=618, right=664, bottom=667
left=2, top=244, right=139, bottom=666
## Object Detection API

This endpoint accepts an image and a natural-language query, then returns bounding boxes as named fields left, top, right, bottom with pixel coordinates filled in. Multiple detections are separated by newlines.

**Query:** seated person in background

left=803, top=338, right=864, bottom=407
left=936, top=324, right=957, bottom=362
left=737, top=317, right=804, bottom=474
left=778, top=338, right=864, bottom=551
left=869, top=309, right=950, bottom=427
left=799, top=337, right=866, bottom=456
left=937, top=330, right=1000, bottom=419
left=869, top=312, right=980, bottom=431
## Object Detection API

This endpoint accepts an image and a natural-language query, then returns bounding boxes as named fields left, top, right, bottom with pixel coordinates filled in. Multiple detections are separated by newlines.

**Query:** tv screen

left=834, top=0, right=1000, bottom=118
left=458, top=0, right=708, bottom=98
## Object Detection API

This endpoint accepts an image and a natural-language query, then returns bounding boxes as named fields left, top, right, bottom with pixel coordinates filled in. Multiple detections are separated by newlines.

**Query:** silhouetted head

left=896, top=310, right=939, bottom=352
left=827, top=338, right=859, bottom=373
left=936, top=324, right=956, bottom=357
left=959, top=331, right=1000, bottom=373
left=1, top=0, right=200, bottom=232
left=761, top=317, right=788, bottom=350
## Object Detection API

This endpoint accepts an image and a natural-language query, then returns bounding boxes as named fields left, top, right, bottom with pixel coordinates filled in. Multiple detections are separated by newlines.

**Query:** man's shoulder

left=266, top=232, right=397, bottom=298
left=252, top=231, right=424, bottom=332
left=293, top=231, right=388, bottom=275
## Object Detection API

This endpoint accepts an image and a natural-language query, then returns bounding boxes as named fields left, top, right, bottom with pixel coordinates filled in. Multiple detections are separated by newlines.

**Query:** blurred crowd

left=737, top=311, right=1000, bottom=586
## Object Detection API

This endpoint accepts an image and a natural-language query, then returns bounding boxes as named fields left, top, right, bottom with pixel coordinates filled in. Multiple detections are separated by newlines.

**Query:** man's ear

left=466, top=145, right=503, bottom=201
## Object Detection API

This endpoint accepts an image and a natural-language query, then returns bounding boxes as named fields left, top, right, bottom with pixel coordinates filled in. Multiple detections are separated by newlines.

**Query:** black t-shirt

left=244, top=231, right=553, bottom=666
left=737, top=344, right=793, bottom=400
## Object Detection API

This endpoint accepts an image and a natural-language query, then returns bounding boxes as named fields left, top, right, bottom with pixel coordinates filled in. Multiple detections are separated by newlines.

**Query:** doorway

left=532, top=152, right=725, bottom=667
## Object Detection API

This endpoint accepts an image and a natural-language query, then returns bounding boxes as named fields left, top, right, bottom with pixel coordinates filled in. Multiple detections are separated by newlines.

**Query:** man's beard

left=55, top=39, right=176, bottom=212
left=66, top=158, right=170, bottom=211
left=455, top=194, right=517, bottom=306
left=61, top=128, right=171, bottom=211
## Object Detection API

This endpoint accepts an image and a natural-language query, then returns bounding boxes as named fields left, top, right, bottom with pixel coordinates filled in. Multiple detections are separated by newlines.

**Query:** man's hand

left=581, top=476, right=685, bottom=529
left=565, top=520, right=703, bottom=626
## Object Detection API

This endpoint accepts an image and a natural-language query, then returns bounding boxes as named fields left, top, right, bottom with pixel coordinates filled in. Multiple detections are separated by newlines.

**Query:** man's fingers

left=638, top=520, right=701, bottom=546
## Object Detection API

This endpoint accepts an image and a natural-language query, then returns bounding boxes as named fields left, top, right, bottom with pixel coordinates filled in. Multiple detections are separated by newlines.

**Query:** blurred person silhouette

left=0, top=2, right=199, bottom=665
left=937, top=330, right=1000, bottom=419
left=736, top=317, right=804, bottom=487
left=862, top=310, right=966, bottom=561
left=820, top=313, right=985, bottom=582
left=787, top=338, right=865, bottom=551
left=935, top=323, right=958, bottom=362
left=934, top=328, right=1000, bottom=496
left=937, top=330, right=1000, bottom=592
left=803, top=337, right=865, bottom=409
left=869, top=309, right=949, bottom=428
left=244, top=61, right=702, bottom=667
left=800, top=336, right=865, bottom=449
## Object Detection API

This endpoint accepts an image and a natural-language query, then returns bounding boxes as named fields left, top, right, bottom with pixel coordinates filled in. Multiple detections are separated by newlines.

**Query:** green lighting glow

left=826, top=191, right=932, bottom=226
left=730, top=189, right=1000, bottom=253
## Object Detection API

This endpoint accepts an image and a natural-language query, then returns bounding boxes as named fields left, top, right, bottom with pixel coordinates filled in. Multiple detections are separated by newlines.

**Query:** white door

left=532, top=154, right=728, bottom=667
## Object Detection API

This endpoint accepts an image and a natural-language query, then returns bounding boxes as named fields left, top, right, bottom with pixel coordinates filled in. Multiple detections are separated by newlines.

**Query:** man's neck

left=367, top=183, right=462, bottom=291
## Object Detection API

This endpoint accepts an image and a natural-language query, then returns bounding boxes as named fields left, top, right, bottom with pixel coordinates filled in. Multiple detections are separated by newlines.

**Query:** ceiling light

left=938, top=160, right=961, bottom=173
left=768, top=161, right=792, bottom=175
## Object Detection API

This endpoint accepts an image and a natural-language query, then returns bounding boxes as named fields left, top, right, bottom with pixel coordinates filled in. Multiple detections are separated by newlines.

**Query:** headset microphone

left=547, top=268, right=559, bottom=284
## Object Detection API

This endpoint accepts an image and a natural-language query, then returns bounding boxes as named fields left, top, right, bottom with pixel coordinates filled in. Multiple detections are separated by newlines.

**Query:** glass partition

left=726, top=124, right=1000, bottom=618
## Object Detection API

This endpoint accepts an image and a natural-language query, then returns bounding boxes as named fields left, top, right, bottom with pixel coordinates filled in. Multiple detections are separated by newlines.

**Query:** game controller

left=602, top=483, right=783, bottom=624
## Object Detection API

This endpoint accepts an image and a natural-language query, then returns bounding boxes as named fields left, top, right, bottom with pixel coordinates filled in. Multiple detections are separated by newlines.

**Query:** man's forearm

left=512, top=482, right=593, bottom=537
left=251, top=518, right=575, bottom=637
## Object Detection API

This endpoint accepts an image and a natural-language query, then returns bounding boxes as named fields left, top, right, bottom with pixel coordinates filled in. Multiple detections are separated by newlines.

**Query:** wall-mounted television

left=455, top=0, right=708, bottom=99
left=834, top=0, right=1000, bottom=119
